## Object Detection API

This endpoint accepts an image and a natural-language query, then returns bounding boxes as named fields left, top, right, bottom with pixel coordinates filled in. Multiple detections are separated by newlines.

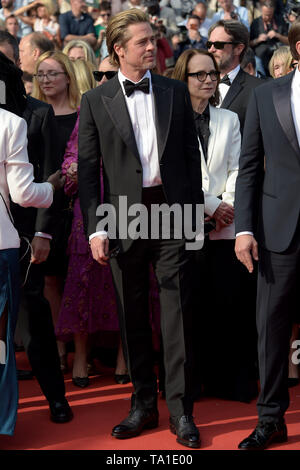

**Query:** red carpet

left=1, top=352, right=300, bottom=451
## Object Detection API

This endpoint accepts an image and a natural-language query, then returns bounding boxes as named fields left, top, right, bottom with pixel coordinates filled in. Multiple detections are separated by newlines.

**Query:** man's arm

left=78, top=93, right=108, bottom=264
left=234, top=88, right=265, bottom=272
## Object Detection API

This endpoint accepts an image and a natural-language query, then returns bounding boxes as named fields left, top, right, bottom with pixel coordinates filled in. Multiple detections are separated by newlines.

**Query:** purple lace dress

left=55, top=112, right=160, bottom=342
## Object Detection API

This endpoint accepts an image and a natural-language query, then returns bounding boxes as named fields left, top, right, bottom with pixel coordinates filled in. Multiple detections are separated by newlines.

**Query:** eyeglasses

left=93, top=70, right=117, bottom=81
left=187, top=70, right=220, bottom=82
left=206, top=40, right=239, bottom=50
left=34, top=71, right=66, bottom=81
left=291, top=62, right=298, bottom=69
left=100, top=12, right=110, bottom=17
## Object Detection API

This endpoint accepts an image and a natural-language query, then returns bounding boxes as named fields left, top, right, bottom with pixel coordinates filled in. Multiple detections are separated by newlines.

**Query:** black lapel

left=221, top=68, right=244, bottom=109
left=151, top=74, right=173, bottom=160
left=273, top=71, right=299, bottom=158
left=101, top=76, right=140, bottom=164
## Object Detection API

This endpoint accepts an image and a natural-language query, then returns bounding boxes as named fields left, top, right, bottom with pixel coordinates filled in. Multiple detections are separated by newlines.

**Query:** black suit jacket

left=11, top=96, right=61, bottom=238
left=234, top=71, right=300, bottom=252
left=78, top=73, right=203, bottom=252
left=221, top=68, right=262, bottom=133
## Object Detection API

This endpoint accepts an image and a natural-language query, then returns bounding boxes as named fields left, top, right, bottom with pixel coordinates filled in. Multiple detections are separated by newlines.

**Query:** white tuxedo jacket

left=200, top=105, right=241, bottom=240
left=0, top=108, right=53, bottom=250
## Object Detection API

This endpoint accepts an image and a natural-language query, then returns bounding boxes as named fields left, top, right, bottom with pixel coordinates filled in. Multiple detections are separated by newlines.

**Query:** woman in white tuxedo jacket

left=173, top=48, right=258, bottom=403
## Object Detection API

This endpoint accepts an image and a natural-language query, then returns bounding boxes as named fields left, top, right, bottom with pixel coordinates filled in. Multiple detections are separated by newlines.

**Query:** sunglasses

left=93, top=70, right=117, bottom=81
left=206, top=41, right=239, bottom=50
left=291, top=62, right=298, bottom=69
left=187, top=70, right=220, bottom=82
left=100, top=12, right=110, bottom=17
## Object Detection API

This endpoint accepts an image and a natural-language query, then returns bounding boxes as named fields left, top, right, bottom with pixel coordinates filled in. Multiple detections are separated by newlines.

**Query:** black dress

left=44, top=111, right=78, bottom=277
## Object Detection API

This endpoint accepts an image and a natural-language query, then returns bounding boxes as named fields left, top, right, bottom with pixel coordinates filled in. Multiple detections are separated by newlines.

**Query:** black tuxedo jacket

left=78, top=73, right=203, bottom=252
left=235, top=71, right=300, bottom=253
left=11, top=96, right=61, bottom=238
left=221, top=68, right=262, bottom=133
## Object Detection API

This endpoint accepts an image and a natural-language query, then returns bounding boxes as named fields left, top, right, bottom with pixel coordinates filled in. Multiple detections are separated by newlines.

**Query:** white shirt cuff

left=34, top=232, right=52, bottom=240
left=236, top=231, right=254, bottom=237
left=89, top=231, right=108, bottom=243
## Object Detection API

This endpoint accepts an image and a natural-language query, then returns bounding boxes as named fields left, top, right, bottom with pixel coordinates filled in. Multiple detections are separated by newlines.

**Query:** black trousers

left=193, top=238, right=258, bottom=402
left=110, top=186, right=196, bottom=418
left=17, top=239, right=65, bottom=402
left=256, top=236, right=300, bottom=423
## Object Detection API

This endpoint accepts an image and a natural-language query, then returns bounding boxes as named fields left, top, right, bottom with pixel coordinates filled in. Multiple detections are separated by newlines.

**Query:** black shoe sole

left=169, top=423, right=201, bottom=449
left=111, top=420, right=159, bottom=439
left=239, top=432, right=288, bottom=450
left=50, top=412, right=74, bottom=424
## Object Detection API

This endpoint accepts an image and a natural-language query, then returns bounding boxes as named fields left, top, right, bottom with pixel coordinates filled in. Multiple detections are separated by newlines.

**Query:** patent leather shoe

left=169, top=415, right=201, bottom=448
left=72, top=376, right=89, bottom=388
left=114, top=373, right=130, bottom=384
left=112, top=408, right=159, bottom=439
left=49, top=398, right=73, bottom=423
left=238, top=420, right=288, bottom=450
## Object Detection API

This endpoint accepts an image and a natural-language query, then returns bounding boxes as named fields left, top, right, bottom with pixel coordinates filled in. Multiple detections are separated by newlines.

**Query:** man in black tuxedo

left=208, top=19, right=261, bottom=133
left=234, top=21, right=300, bottom=450
left=78, top=8, right=203, bottom=448
left=0, top=38, right=73, bottom=424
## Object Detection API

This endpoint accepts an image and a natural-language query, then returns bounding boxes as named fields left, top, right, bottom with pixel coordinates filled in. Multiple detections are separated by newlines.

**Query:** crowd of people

left=0, top=0, right=299, bottom=451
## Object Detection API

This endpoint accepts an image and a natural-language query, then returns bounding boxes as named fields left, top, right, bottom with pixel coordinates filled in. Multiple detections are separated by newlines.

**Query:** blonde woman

left=63, top=39, right=97, bottom=67
left=269, top=45, right=297, bottom=78
left=32, top=50, right=80, bottom=375
left=71, top=58, right=96, bottom=95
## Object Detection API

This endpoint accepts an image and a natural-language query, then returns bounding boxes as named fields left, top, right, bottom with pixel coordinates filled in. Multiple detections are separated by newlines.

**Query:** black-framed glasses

left=93, top=70, right=117, bottom=81
left=99, top=12, right=111, bottom=17
left=206, top=40, right=239, bottom=50
left=34, top=71, right=67, bottom=81
left=187, top=70, right=220, bottom=82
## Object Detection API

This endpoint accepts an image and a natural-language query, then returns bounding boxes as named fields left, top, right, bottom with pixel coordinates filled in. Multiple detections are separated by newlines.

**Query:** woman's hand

left=47, top=170, right=65, bottom=191
left=213, top=201, right=234, bottom=228
left=66, top=162, right=78, bottom=183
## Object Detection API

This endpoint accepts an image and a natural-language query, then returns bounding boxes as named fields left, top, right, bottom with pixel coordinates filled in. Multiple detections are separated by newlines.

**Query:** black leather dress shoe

left=17, top=369, right=34, bottom=380
left=238, top=421, right=288, bottom=450
left=169, top=415, right=201, bottom=448
left=72, top=376, right=89, bottom=388
left=112, top=408, right=159, bottom=439
left=49, top=398, right=73, bottom=423
left=114, top=374, right=130, bottom=384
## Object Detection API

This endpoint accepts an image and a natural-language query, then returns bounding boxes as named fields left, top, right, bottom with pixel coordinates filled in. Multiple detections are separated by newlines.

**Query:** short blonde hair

left=106, top=8, right=149, bottom=66
left=71, top=59, right=96, bottom=96
left=32, top=50, right=80, bottom=109
left=269, top=46, right=294, bottom=77
left=63, top=40, right=97, bottom=66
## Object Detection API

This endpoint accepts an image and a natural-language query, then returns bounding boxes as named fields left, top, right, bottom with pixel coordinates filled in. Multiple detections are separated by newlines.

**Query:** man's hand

left=90, top=236, right=109, bottom=265
left=267, top=30, right=277, bottom=39
left=213, top=202, right=234, bottom=227
left=31, top=236, right=51, bottom=264
left=235, top=234, right=258, bottom=273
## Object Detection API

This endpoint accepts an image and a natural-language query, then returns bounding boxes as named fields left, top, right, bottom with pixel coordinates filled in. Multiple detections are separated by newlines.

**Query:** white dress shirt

left=236, top=66, right=300, bottom=239
left=217, top=64, right=240, bottom=107
left=89, top=69, right=162, bottom=242
left=291, top=65, right=300, bottom=147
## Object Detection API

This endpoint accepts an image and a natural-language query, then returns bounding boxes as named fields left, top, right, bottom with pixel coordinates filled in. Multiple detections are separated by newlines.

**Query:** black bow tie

left=123, top=77, right=150, bottom=97
left=220, top=74, right=231, bottom=86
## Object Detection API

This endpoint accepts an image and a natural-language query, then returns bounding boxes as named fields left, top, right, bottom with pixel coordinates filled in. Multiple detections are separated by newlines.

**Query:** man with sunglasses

left=93, top=54, right=118, bottom=85
left=208, top=20, right=261, bottom=133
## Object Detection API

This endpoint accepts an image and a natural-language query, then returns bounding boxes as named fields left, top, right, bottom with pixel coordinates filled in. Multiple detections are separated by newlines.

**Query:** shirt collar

left=118, top=69, right=152, bottom=96
left=293, top=64, right=300, bottom=86
left=227, top=64, right=240, bottom=83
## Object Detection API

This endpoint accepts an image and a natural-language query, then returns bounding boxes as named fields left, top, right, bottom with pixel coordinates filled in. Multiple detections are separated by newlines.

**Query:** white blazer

left=200, top=105, right=241, bottom=240
left=0, top=108, right=53, bottom=250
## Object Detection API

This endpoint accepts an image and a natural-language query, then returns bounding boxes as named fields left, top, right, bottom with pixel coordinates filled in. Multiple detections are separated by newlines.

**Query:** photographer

left=212, top=0, right=250, bottom=30
left=173, top=15, right=207, bottom=61
left=144, top=0, right=178, bottom=38
left=250, top=0, right=288, bottom=75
